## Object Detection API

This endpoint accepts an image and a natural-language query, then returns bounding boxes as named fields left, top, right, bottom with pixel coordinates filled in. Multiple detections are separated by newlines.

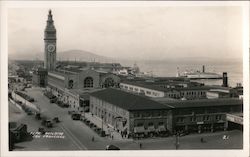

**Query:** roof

left=121, top=81, right=212, bottom=92
left=156, top=98, right=243, bottom=109
left=90, top=88, right=172, bottom=111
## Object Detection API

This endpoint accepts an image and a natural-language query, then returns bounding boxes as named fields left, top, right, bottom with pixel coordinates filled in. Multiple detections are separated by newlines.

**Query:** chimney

left=202, top=65, right=205, bottom=73
left=222, top=72, right=228, bottom=87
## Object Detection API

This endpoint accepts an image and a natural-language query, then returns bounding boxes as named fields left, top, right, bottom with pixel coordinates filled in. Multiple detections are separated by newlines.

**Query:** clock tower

left=44, top=9, right=56, bottom=71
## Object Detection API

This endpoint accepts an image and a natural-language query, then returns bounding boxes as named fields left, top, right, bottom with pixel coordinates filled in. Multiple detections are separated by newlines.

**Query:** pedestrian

left=200, top=137, right=204, bottom=143
left=92, top=136, right=95, bottom=142
left=139, top=143, right=142, bottom=149
left=111, top=135, right=114, bottom=140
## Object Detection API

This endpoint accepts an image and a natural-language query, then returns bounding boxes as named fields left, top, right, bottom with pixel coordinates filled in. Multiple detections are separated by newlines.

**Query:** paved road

left=10, top=87, right=243, bottom=150
left=24, top=87, right=115, bottom=150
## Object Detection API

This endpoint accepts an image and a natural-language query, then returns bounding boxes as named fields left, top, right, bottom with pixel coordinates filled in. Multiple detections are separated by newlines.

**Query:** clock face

left=47, top=44, right=56, bottom=52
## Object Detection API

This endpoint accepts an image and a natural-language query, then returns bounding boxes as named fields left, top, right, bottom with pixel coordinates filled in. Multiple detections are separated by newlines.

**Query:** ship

left=179, top=65, right=222, bottom=79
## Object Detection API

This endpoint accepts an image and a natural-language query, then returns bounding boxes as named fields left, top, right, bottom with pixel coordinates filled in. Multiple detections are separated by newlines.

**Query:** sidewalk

left=84, top=112, right=132, bottom=142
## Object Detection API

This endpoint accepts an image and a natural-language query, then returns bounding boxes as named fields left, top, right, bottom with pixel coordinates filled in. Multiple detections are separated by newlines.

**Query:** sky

left=8, top=6, right=243, bottom=60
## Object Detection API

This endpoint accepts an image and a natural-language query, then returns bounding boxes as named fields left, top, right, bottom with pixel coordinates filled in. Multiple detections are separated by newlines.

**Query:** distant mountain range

left=8, top=49, right=242, bottom=64
left=57, top=50, right=114, bottom=63
left=9, top=50, right=115, bottom=63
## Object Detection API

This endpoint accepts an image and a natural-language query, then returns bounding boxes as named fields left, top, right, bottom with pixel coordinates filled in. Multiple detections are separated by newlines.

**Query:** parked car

left=50, top=98, right=56, bottom=103
left=53, top=117, right=60, bottom=123
left=35, top=113, right=41, bottom=120
left=71, top=113, right=81, bottom=120
left=38, top=127, right=45, bottom=135
left=26, top=109, right=33, bottom=115
left=62, top=103, right=69, bottom=108
left=105, top=145, right=120, bottom=150
left=68, top=110, right=76, bottom=115
left=41, top=119, right=53, bottom=128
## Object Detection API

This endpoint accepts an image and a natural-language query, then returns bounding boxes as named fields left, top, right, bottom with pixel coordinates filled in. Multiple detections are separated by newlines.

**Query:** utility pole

left=175, top=134, right=180, bottom=150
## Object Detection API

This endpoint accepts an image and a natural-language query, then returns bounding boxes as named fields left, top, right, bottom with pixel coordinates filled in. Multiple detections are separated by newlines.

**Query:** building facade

left=90, top=88, right=243, bottom=138
left=47, top=69, right=120, bottom=110
left=90, top=88, right=173, bottom=137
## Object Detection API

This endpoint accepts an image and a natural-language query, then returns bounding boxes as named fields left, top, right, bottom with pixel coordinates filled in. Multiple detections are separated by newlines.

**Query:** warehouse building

left=90, top=88, right=173, bottom=138
left=120, top=80, right=210, bottom=99
left=90, top=88, right=243, bottom=138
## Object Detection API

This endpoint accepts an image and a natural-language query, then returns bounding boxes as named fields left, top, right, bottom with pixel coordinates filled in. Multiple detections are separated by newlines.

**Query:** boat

left=180, top=65, right=222, bottom=79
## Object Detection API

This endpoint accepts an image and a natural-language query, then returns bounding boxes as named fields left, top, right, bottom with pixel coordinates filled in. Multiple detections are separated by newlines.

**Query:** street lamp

left=101, top=115, right=104, bottom=132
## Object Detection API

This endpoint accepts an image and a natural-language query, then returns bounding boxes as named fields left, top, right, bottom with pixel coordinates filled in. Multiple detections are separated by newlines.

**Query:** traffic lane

left=61, top=117, right=111, bottom=150
left=26, top=88, right=109, bottom=146
left=9, top=102, right=78, bottom=150
left=25, top=89, right=89, bottom=150
left=26, top=88, right=102, bottom=150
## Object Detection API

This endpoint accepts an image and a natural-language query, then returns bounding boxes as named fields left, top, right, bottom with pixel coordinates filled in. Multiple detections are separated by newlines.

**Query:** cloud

left=8, top=6, right=243, bottom=60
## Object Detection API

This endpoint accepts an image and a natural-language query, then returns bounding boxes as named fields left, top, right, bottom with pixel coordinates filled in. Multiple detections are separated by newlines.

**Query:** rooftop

left=90, top=88, right=242, bottom=111
left=90, top=88, right=173, bottom=111
left=121, top=80, right=212, bottom=92
left=155, top=98, right=243, bottom=108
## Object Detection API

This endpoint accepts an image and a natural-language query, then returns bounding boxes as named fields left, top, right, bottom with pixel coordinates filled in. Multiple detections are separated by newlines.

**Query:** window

left=203, top=115, right=209, bottom=121
left=190, top=116, right=196, bottom=122
left=177, top=117, right=184, bottom=123
left=148, top=122, right=154, bottom=126
left=216, top=115, right=222, bottom=120
left=103, top=77, right=115, bottom=88
left=158, top=122, right=164, bottom=126
left=68, top=80, right=74, bottom=89
left=84, top=77, right=93, bottom=88
left=134, top=112, right=140, bottom=118
left=137, top=123, right=143, bottom=127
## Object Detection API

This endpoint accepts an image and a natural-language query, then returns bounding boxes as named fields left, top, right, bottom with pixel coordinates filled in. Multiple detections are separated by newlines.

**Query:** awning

left=147, top=126, right=155, bottom=132
left=134, top=126, right=145, bottom=133
left=158, top=125, right=166, bottom=132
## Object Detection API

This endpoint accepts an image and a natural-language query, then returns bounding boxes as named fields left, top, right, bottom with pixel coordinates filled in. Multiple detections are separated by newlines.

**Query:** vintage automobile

left=71, top=113, right=81, bottom=120
left=35, top=113, right=41, bottom=120
left=41, top=119, right=53, bottom=128
left=105, top=145, right=120, bottom=150
left=53, top=117, right=60, bottom=123
left=38, top=127, right=46, bottom=135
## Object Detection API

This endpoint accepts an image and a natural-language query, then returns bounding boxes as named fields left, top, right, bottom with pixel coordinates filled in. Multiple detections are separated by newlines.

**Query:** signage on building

left=197, top=121, right=204, bottom=124
left=226, top=114, right=243, bottom=125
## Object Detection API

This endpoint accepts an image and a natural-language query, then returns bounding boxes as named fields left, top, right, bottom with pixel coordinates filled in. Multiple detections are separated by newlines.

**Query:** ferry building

left=33, top=10, right=120, bottom=110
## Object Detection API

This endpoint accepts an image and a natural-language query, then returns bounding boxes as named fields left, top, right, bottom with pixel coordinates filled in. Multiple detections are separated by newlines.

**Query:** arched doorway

left=103, top=77, right=115, bottom=88
left=84, top=77, right=93, bottom=88
left=68, top=80, right=74, bottom=89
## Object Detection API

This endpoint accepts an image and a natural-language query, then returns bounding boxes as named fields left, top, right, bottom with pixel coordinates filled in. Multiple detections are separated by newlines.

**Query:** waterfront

left=120, top=59, right=243, bottom=87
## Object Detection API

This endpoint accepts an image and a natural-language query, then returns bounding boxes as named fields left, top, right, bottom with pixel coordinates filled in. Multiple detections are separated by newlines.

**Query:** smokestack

left=222, top=72, right=228, bottom=87
left=202, top=65, right=205, bottom=73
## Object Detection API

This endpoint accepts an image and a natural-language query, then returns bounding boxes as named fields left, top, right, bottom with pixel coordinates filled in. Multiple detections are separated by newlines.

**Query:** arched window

left=84, top=77, right=93, bottom=88
left=68, top=80, right=74, bottom=89
left=103, top=77, right=115, bottom=88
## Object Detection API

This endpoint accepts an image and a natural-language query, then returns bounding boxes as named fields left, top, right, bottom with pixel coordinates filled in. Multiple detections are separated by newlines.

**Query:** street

left=9, top=87, right=243, bottom=150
